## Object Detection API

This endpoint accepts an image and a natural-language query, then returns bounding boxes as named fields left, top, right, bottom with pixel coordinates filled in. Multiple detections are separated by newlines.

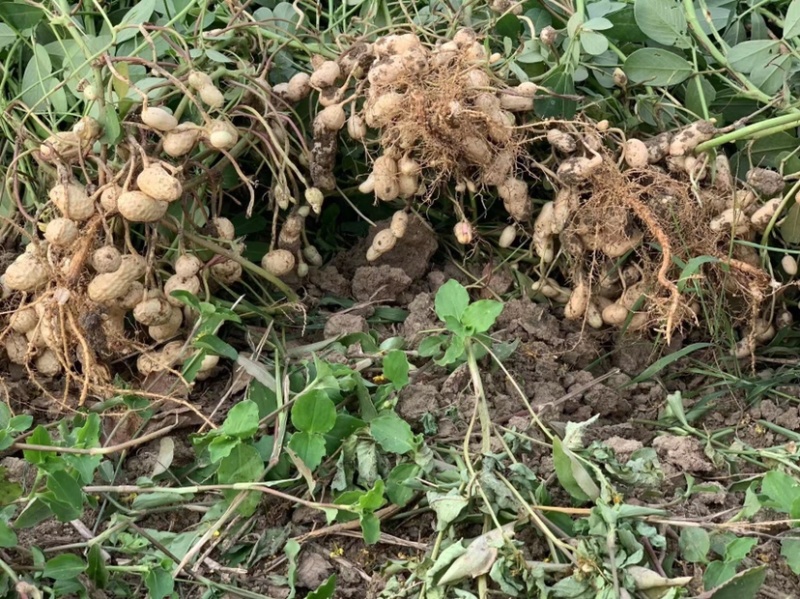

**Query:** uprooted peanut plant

left=0, top=26, right=790, bottom=403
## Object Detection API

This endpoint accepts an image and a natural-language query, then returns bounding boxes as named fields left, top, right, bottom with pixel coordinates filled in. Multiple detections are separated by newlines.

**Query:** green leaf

left=359, top=480, right=386, bottom=512
left=700, top=565, right=766, bottom=598
left=418, top=336, right=444, bottom=358
left=535, top=66, right=577, bottom=118
left=461, top=300, right=503, bottom=334
left=746, top=131, right=798, bottom=169
left=624, top=48, right=693, bottom=86
left=217, top=444, right=265, bottom=516
left=437, top=334, right=466, bottom=366
left=208, top=436, right=240, bottom=463
left=495, top=13, right=522, bottom=38
left=727, top=41, right=779, bottom=73
left=193, top=334, right=238, bottom=361
left=704, top=560, right=738, bottom=590
left=780, top=539, right=800, bottom=574
left=584, top=17, right=614, bottom=30
left=360, top=512, right=381, bottom=545
left=516, top=39, right=544, bottom=63
left=116, top=0, right=156, bottom=42
left=552, top=437, right=598, bottom=502
left=633, top=0, right=689, bottom=47
left=628, top=343, right=712, bottom=384
left=387, top=463, right=420, bottom=507
left=679, top=527, right=710, bottom=563
left=131, top=491, right=190, bottom=510
left=370, top=411, right=417, bottom=455
left=145, top=566, right=174, bottom=599
left=607, top=6, right=650, bottom=43
left=273, top=1, right=301, bottom=35
left=0, top=521, right=17, bottom=548
left=685, top=75, right=717, bottom=119
left=0, top=469, right=22, bottom=504
left=170, top=289, right=202, bottom=312
left=291, top=389, right=337, bottom=434
left=43, top=554, right=87, bottom=581
left=760, top=470, right=800, bottom=512
left=287, top=431, right=327, bottom=471
left=7, top=414, right=31, bottom=433
left=580, top=31, right=609, bottom=55
left=86, top=545, right=109, bottom=589
left=786, top=0, right=800, bottom=38
left=23, top=425, right=54, bottom=465
left=0, top=4, right=44, bottom=30
left=21, top=45, right=67, bottom=114
left=324, top=413, right=366, bottom=454
left=103, top=104, right=122, bottom=144
left=43, top=471, right=84, bottom=522
left=308, top=574, right=337, bottom=599
left=64, top=454, right=103, bottom=485
left=75, top=413, right=101, bottom=448
left=14, top=498, right=53, bottom=529
left=749, top=54, right=791, bottom=95
left=725, top=537, right=757, bottom=562
left=222, top=400, right=260, bottom=439
left=284, top=538, right=300, bottom=598
left=383, top=350, right=409, bottom=390
left=435, top=280, right=470, bottom=323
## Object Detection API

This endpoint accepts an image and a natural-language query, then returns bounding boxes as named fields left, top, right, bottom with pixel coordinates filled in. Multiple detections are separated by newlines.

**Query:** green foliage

left=424, top=280, right=506, bottom=367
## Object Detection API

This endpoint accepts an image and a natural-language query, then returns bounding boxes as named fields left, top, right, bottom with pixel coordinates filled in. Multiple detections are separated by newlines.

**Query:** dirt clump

left=309, top=265, right=351, bottom=297
left=602, top=436, right=644, bottom=462
left=324, top=313, right=369, bottom=337
left=296, top=550, right=334, bottom=589
left=352, top=266, right=412, bottom=303
left=364, top=216, right=438, bottom=281
left=397, top=383, right=440, bottom=425
left=652, top=434, right=714, bottom=476
left=402, top=292, right=437, bottom=347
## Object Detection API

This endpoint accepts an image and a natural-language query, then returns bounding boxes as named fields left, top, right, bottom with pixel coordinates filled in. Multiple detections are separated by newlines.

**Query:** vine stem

left=159, top=220, right=299, bottom=303
left=682, top=0, right=777, bottom=107
left=695, top=112, right=800, bottom=152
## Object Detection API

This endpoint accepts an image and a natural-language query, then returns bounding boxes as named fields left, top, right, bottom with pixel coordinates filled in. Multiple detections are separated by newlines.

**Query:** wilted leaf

left=627, top=565, right=692, bottom=590
left=438, top=524, right=515, bottom=585
left=428, top=489, right=468, bottom=530
left=679, top=527, right=710, bottom=563
left=150, top=436, right=174, bottom=477
left=553, top=437, right=599, bottom=502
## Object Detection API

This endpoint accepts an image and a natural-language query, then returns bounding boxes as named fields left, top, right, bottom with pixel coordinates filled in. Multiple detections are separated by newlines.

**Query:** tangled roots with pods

left=555, top=153, right=772, bottom=345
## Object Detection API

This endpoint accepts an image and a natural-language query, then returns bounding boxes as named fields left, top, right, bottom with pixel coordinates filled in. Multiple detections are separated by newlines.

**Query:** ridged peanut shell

left=117, top=191, right=168, bottom=223
left=4, top=254, right=49, bottom=292
left=137, top=165, right=182, bottom=202
left=44, top=218, right=79, bottom=246
left=49, top=183, right=94, bottom=221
